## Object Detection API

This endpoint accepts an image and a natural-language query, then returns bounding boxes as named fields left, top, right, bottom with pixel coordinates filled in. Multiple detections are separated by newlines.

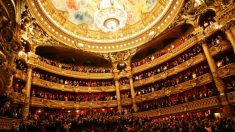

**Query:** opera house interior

left=1, top=0, right=235, bottom=131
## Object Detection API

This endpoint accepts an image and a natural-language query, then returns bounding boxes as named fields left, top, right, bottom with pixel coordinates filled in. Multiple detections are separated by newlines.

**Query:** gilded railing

left=15, top=70, right=27, bottom=80
left=134, top=96, right=221, bottom=117
left=121, top=98, right=132, bottom=106
left=11, top=92, right=26, bottom=104
left=133, top=41, right=231, bottom=87
left=218, top=63, right=235, bottom=78
left=132, top=36, right=198, bottom=74
left=215, top=3, right=235, bottom=25
left=28, top=53, right=113, bottom=79
left=30, top=97, right=117, bottom=109
left=0, top=117, right=21, bottom=130
left=14, top=42, right=230, bottom=92
left=135, top=73, right=213, bottom=103
left=227, top=91, right=235, bottom=104
left=31, top=77, right=116, bottom=92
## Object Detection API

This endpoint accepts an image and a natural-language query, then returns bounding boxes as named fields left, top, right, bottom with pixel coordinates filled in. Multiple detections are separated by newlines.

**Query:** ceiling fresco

left=50, top=0, right=157, bottom=30
left=26, top=0, right=183, bottom=53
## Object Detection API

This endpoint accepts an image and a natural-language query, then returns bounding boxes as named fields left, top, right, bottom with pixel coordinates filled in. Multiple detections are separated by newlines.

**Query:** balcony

left=218, top=63, right=235, bottom=78
left=132, top=36, right=198, bottom=74
left=215, top=3, right=235, bottom=26
left=30, top=97, right=117, bottom=109
left=134, top=95, right=221, bottom=118
left=31, top=77, right=116, bottom=92
left=0, top=117, right=21, bottom=130
left=28, top=53, right=113, bottom=79
left=135, top=73, right=213, bottom=103
left=133, top=41, right=231, bottom=87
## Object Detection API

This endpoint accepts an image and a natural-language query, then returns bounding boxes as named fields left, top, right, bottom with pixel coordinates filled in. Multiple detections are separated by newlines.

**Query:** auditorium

left=0, top=0, right=235, bottom=131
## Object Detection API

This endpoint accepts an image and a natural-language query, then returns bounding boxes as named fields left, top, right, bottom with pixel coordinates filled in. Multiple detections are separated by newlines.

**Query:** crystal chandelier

left=94, top=0, right=127, bottom=32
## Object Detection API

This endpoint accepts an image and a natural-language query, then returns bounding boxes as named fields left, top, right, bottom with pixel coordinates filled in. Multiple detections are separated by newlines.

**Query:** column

left=201, top=42, right=234, bottom=117
left=113, top=70, right=122, bottom=113
left=129, top=77, right=138, bottom=112
left=22, top=65, right=33, bottom=120
left=201, top=42, right=225, bottom=94
left=126, top=68, right=138, bottom=112
left=225, top=29, right=235, bottom=55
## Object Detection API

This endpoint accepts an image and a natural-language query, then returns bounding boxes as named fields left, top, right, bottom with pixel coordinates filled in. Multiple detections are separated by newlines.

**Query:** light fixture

left=94, top=0, right=127, bottom=32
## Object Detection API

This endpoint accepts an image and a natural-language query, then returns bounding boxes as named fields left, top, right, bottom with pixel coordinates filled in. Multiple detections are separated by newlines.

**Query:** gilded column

left=225, top=29, right=235, bottom=55
left=201, top=42, right=234, bottom=117
left=126, top=67, right=138, bottom=112
left=113, top=69, right=122, bottom=113
left=22, top=65, right=33, bottom=120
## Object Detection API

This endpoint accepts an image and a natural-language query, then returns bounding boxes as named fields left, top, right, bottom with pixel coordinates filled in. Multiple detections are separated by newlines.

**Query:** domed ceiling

left=26, top=0, right=184, bottom=53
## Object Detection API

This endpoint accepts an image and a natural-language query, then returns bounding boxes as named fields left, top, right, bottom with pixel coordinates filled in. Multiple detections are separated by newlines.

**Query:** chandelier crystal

left=94, top=0, right=127, bottom=32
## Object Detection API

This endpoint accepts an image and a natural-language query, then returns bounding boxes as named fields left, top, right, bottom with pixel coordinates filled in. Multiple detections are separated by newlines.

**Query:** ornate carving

left=102, top=48, right=138, bottom=64
left=168, top=0, right=206, bottom=29
left=20, top=7, right=68, bottom=50
left=134, top=96, right=221, bottom=117
left=218, top=63, right=235, bottom=78
left=31, top=97, right=118, bottom=109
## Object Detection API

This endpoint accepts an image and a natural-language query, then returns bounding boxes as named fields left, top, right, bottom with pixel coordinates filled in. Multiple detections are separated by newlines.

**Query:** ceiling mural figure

left=50, top=0, right=157, bottom=31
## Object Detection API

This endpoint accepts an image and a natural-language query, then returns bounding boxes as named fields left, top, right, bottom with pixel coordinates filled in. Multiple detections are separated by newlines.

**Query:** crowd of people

left=202, top=17, right=216, bottom=29
left=33, top=69, right=114, bottom=87
left=131, top=34, right=196, bottom=67
left=133, top=45, right=202, bottom=81
left=225, top=77, right=235, bottom=92
left=0, top=104, right=22, bottom=119
left=134, top=63, right=209, bottom=96
left=39, top=56, right=112, bottom=73
left=31, top=87, right=116, bottom=102
left=14, top=109, right=235, bottom=132
left=12, top=78, right=25, bottom=93
left=138, top=84, right=217, bottom=112
left=210, top=35, right=225, bottom=47
left=16, top=59, right=28, bottom=73
left=119, top=78, right=130, bottom=85
left=216, top=54, right=234, bottom=68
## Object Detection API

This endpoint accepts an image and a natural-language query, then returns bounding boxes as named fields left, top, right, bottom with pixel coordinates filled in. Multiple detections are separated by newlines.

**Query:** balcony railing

left=133, top=41, right=231, bottom=87
left=121, top=98, right=132, bottom=106
left=14, top=42, right=231, bottom=92
left=215, top=3, right=235, bottom=25
left=31, top=77, right=116, bottom=92
left=28, top=53, right=113, bottom=79
left=218, top=63, right=235, bottom=78
left=31, top=97, right=117, bottom=109
left=132, top=36, right=198, bottom=74
left=0, top=116, right=21, bottom=130
left=135, top=73, right=213, bottom=103
left=134, top=95, right=221, bottom=118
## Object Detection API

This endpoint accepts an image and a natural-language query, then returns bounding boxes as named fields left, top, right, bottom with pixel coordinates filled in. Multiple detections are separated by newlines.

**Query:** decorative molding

left=134, top=96, right=221, bottom=117
left=31, top=77, right=116, bottom=93
left=218, top=63, right=235, bottom=78
left=31, top=97, right=117, bottom=109
left=135, top=73, right=213, bottom=103
left=132, top=36, right=198, bottom=74
left=0, top=116, right=21, bottom=130
left=28, top=53, right=114, bottom=79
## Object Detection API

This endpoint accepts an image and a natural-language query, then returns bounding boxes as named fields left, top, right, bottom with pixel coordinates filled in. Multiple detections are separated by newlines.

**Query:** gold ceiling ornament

left=26, top=0, right=184, bottom=53
left=94, top=0, right=128, bottom=32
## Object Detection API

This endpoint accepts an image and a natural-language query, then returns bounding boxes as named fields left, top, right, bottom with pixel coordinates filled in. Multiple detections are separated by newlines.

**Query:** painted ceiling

left=27, top=0, right=184, bottom=53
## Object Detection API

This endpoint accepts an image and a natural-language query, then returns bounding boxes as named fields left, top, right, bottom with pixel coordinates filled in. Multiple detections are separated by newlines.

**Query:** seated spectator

left=32, top=69, right=115, bottom=87
left=39, top=56, right=112, bottom=73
